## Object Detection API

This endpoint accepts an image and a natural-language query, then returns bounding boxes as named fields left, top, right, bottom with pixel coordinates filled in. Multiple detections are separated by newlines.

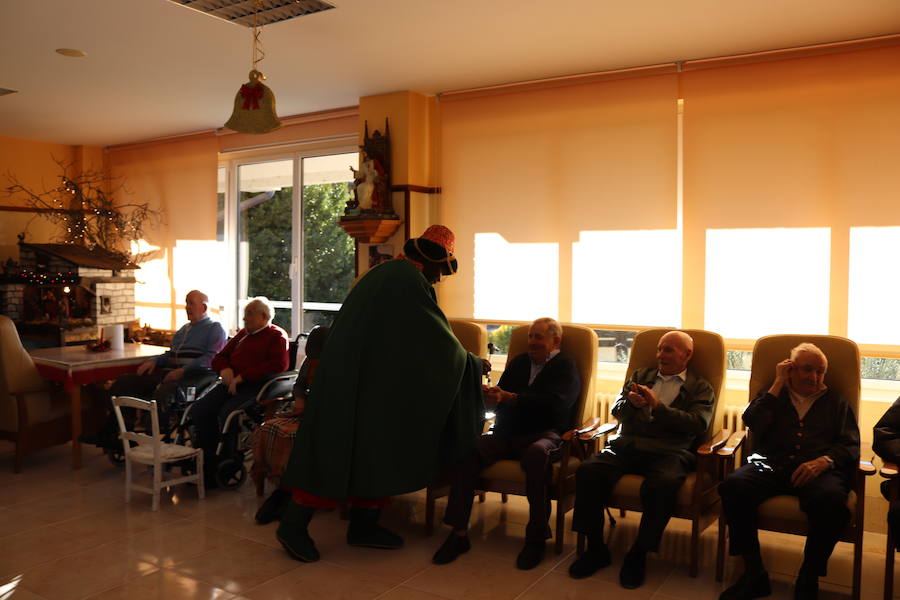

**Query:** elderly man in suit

left=569, top=330, right=715, bottom=589
left=433, top=317, right=582, bottom=570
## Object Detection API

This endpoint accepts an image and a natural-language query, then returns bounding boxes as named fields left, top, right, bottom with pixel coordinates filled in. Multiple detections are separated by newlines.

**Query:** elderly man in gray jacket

left=569, top=330, right=715, bottom=590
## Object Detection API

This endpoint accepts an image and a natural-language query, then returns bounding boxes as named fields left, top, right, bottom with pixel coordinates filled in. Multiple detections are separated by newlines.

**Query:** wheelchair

left=179, top=332, right=309, bottom=489
left=97, top=369, right=220, bottom=467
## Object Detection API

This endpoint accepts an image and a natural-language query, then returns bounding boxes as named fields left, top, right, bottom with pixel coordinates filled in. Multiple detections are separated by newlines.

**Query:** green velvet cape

left=282, top=259, right=484, bottom=499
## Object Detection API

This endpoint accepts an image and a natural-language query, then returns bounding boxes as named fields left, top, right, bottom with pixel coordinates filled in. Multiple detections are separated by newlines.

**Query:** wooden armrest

left=859, top=459, right=876, bottom=476
left=881, top=461, right=899, bottom=478
left=563, top=417, right=602, bottom=441
left=716, top=430, right=747, bottom=457
left=696, top=429, right=731, bottom=455
left=582, top=419, right=618, bottom=441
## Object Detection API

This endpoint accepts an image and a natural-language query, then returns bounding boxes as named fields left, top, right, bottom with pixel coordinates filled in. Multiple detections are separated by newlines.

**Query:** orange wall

left=0, top=136, right=103, bottom=261
left=107, top=135, right=219, bottom=330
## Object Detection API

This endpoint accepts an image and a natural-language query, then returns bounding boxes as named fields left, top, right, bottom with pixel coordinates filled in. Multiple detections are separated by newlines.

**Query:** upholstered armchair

left=715, top=334, right=874, bottom=600
left=578, top=327, right=728, bottom=576
left=426, top=322, right=599, bottom=554
left=0, top=314, right=78, bottom=472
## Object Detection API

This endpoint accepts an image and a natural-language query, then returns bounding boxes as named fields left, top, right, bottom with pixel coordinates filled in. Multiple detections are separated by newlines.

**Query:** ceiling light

left=55, top=48, right=87, bottom=58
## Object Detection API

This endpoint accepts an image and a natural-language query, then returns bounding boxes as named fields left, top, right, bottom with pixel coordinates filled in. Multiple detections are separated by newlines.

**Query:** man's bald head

left=185, top=290, right=209, bottom=323
left=656, top=330, right=694, bottom=376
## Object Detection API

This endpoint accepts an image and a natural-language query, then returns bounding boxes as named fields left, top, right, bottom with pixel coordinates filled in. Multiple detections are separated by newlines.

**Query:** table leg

left=70, top=385, right=82, bottom=469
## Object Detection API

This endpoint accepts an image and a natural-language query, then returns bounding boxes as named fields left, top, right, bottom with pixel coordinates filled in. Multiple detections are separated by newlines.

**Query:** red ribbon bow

left=239, top=83, right=265, bottom=110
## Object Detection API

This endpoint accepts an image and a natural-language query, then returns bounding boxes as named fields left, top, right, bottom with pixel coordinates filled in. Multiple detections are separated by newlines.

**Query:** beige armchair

left=715, top=334, right=874, bottom=600
left=448, top=319, right=488, bottom=361
left=426, top=322, right=599, bottom=554
left=0, top=314, right=77, bottom=472
left=578, top=327, right=728, bottom=577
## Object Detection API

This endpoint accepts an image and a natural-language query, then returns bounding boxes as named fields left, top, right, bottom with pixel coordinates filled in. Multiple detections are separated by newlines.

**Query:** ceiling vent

left=0, top=88, right=18, bottom=97
left=169, top=0, right=335, bottom=27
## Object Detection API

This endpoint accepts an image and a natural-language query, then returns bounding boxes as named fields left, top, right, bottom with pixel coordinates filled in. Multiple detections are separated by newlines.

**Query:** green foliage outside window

left=239, top=182, right=354, bottom=333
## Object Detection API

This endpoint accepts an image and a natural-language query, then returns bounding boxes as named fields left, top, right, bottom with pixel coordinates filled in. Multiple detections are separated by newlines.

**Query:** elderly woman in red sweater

left=191, top=297, right=289, bottom=488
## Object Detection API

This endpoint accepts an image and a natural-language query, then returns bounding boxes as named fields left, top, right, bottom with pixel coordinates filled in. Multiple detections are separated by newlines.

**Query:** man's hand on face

left=136, top=360, right=156, bottom=376
left=627, top=382, right=659, bottom=410
left=162, top=367, right=185, bottom=383
left=790, top=456, right=831, bottom=487
left=774, top=359, right=793, bottom=384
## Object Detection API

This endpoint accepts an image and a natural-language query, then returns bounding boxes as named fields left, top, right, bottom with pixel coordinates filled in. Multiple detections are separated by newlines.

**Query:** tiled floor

left=0, top=442, right=896, bottom=599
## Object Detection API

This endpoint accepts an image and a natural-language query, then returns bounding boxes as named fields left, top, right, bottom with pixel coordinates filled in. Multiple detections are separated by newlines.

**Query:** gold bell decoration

left=225, top=69, right=281, bottom=134
left=224, top=0, right=281, bottom=134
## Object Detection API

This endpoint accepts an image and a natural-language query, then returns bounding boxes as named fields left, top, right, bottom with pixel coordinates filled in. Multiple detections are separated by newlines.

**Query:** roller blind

left=439, top=74, right=679, bottom=320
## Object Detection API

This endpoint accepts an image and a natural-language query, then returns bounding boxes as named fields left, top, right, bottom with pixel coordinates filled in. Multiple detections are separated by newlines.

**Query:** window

left=224, top=150, right=358, bottom=336
left=474, top=233, right=558, bottom=320
left=572, top=230, right=681, bottom=327
left=705, top=228, right=830, bottom=339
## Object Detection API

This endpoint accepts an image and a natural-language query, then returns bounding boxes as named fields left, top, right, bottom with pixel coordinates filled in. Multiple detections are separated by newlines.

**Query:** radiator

left=723, top=404, right=747, bottom=433
left=593, top=392, right=617, bottom=421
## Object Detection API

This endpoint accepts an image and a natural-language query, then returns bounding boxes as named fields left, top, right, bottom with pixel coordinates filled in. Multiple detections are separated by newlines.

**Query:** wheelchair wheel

left=215, top=458, right=247, bottom=489
left=106, top=445, right=126, bottom=467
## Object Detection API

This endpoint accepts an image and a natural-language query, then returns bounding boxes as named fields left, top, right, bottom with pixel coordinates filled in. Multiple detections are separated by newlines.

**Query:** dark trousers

left=720, top=462, right=851, bottom=576
left=572, top=446, right=692, bottom=552
left=443, top=430, right=562, bottom=542
left=190, top=380, right=265, bottom=472
left=101, top=369, right=217, bottom=434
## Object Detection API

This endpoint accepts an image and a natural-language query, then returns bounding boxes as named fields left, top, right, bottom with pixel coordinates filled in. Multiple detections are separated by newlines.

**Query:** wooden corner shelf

left=338, top=218, right=402, bottom=244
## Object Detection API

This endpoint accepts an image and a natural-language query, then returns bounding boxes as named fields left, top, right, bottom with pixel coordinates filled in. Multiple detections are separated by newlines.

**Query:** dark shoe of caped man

left=276, top=502, right=320, bottom=562
left=255, top=488, right=290, bottom=525
left=516, top=541, right=546, bottom=570
left=719, top=570, right=772, bottom=600
left=432, top=532, right=471, bottom=565
left=619, top=548, right=647, bottom=589
left=568, top=543, right=612, bottom=579
left=794, top=568, right=818, bottom=600
left=346, top=507, right=404, bottom=549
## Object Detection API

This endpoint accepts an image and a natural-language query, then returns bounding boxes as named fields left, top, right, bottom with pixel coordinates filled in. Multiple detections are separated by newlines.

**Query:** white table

left=30, top=344, right=167, bottom=469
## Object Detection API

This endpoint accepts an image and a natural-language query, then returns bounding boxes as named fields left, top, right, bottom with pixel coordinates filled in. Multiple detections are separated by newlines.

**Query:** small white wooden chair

left=111, top=395, right=205, bottom=511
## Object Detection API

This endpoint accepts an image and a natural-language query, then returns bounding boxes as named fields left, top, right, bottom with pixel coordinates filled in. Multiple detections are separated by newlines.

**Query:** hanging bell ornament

left=225, top=69, right=282, bottom=134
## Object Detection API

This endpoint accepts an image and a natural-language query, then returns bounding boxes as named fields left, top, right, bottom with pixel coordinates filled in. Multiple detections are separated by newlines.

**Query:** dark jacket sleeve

left=828, top=395, right=861, bottom=472
left=874, top=397, right=900, bottom=464
left=742, top=389, right=780, bottom=435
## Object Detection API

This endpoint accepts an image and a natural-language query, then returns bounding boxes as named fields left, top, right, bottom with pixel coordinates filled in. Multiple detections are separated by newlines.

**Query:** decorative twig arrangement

left=3, top=157, right=163, bottom=262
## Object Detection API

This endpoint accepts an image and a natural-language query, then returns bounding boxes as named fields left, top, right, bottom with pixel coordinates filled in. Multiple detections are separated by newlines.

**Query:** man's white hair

left=245, top=296, right=274, bottom=324
left=790, top=342, right=828, bottom=368
left=532, top=317, right=562, bottom=339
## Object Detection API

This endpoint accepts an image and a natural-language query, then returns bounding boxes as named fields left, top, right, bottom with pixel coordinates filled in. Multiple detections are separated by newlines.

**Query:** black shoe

left=619, top=549, right=646, bottom=589
left=568, top=544, right=611, bottom=579
left=346, top=508, right=404, bottom=549
left=719, top=570, right=772, bottom=600
left=432, top=532, right=471, bottom=565
left=255, top=489, right=290, bottom=525
left=516, top=541, right=545, bottom=570
left=276, top=503, right=319, bottom=562
left=794, top=569, right=818, bottom=600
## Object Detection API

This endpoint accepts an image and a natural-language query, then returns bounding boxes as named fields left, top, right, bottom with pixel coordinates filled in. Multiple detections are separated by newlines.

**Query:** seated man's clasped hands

left=191, top=297, right=289, bottom=488
left=569, top=330, right=714, bottom=589
left=718, top=343, right=860, bottom=600
left=433, top=317, right=582, bottom=570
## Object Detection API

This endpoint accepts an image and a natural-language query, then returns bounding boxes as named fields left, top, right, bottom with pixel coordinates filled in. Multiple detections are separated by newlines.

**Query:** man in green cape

left=277, top=225, right=487, bottom=562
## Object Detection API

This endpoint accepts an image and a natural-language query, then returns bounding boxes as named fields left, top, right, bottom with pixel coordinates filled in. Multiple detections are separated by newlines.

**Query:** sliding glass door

left=231, top=151, right=357, bottom=336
